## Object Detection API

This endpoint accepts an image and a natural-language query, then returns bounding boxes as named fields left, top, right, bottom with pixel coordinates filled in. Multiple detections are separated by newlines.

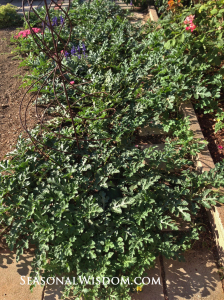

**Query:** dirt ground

left=195, top=106, right=224, bottom=164
left=0, top=27, right=37, bottom=162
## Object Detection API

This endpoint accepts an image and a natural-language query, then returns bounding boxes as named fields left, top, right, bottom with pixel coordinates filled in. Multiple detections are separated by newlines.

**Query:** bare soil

left=195, top=104, right=224, bottom=164
left=134, top=133, right=168, bottom=145
left=0, top=27, right=36, bottom=161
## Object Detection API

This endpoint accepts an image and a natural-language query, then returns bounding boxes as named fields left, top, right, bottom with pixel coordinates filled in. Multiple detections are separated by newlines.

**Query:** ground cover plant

left=1, top=0, right=224, bottom=299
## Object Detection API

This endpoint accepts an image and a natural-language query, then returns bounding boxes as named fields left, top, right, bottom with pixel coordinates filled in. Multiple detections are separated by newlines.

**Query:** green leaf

left=164, top=40, right=171, bottom=49
left=210, top=8, right=218, bottom=15
left=178, top=207, right=191, bottom=222
left=180, top=33, right=185, bottom=43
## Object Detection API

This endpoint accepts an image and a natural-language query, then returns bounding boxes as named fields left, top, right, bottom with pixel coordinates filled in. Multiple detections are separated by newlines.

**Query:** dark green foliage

left=1, top=1, right=224, bottom=299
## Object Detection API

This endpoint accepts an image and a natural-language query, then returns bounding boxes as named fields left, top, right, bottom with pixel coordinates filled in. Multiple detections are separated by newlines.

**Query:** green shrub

left=2, top=122, right=224, bottom=300
left=2, top=1, right=224, bottom=299
left=0, top=3, right=22, bottom=29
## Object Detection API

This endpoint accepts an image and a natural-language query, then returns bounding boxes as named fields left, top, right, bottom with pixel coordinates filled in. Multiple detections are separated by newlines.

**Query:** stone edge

left=181, top=101, right=224, bottom=260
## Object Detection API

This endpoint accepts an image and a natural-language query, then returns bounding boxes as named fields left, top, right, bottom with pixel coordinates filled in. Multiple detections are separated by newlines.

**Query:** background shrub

left=0, top=4, right=22, bottom=29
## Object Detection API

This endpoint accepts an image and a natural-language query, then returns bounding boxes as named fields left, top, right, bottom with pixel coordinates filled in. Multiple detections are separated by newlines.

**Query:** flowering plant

left=183, top=14, right=194, bottom=24
left=167, top=0, right=182, bottom=11
left=184, top=14, right=196, bottom=32
left=14, top=28, right=42, bottom=39
left=214, top=111, right=224, bottom=133
left=185, top=23, right=196, bottom=32
left=160, top=0, right=224, bottom=67
left=45, top=15, right=65, bottom=28
left=59, top=43, right=87, bottom=61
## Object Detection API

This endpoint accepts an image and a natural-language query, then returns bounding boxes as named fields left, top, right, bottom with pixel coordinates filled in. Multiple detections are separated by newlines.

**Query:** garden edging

left=148, top=5, right=224, bottom=261
left=181, top=101, right=224, bottom=261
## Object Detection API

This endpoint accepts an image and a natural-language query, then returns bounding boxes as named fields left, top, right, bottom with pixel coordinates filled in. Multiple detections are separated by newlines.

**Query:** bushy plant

left=145, top=1, right=224, bottom=112
left=14, top=0, right=224, bottom=127
left=161, top=0, right=224, bottom=65
left=0, top=3, right=22, bottom=28
left=2, top=0, right=224, bottom=299
left=152, top=0, right=224, bottom=132
left=2, top=120, right=224, bottom=300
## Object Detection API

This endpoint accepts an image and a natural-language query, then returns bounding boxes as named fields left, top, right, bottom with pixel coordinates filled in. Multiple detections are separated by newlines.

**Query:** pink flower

left=50, top=53, right=58, bottom=58
left=186, top=23, right=196, bottom=32
left=32, top=28, right=41, bottom=33
left=14, top=28, right=41, bottom=39
left=184, top=15, right=195, bottom=25
left=135, top=145, right=139, bottom=148
left=190, top=24, right=196, bottom=32
left=70, top=81, right=75, bottom=85
left=218, top=145, right=223, bottom=149
left=14, top=31, right=24, bottom=38
left=184, top=15, right=196, bottom=32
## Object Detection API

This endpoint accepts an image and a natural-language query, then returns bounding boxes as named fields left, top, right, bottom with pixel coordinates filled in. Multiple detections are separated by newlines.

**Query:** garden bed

left=1, top=1, right=224, bottom=299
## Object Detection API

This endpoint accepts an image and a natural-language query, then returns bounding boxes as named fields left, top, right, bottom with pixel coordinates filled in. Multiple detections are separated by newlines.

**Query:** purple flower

left=71, top=45, right=76, bottom=56
left=78, top=54, right=81, bottom=59
left=82, top=42, right=86, bottom=52
left=77, top=45, right=81, bottom=53
left=130, top=0, right=133, bottom=5
left=64, top=51, right=70, bottom=59
left=52, top=16, right=58, bottom=26
left=60, top=16, right=64, bottom=26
